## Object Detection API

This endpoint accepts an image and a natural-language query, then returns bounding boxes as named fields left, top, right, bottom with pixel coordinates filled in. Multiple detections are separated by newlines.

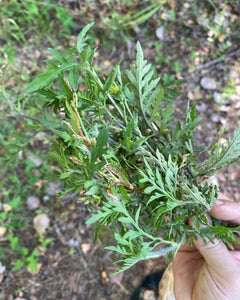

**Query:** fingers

left=210, top=199, right=240, bottom=225
left=192, top=233, right=239, bottom=273
left=189, top=215, right=240, bottom=273
left=230, top=250, right=240, bottom=262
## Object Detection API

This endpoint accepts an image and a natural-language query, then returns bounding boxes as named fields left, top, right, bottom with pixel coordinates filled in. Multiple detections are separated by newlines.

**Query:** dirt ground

left=1, top=1, right=240, bottom=299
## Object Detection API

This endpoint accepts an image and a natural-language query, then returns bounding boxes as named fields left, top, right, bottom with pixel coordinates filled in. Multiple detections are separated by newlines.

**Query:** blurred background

left=0, top=0, right=240, bottom=299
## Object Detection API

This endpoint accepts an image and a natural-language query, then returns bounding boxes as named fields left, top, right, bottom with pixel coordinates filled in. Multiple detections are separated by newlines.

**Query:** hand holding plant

left=24, top=23, right=240, bottom=273
left=173, top=196, right=240, bottom=300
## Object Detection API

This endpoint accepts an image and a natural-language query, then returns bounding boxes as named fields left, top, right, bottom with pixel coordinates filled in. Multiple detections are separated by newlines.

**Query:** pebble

left=69, top=238, right=79, bottom=248
left=0, top=227, right=7, bottom=237
left=33, top=214, right=50, bottom=234
left=143, top=290, right=156, bottom=300
left=211, top=113, right=220, bottom=123
left=156, top=26, right=165, bottom=41
left=213, top=91, right=222, bottom=103
left=46, top=182, right=59, bottom=196
left=0, top=262, right=6, bottom=274
left=196, top=102, right=207, bottom=113
left=200, top=77, right=217, bottom=90
left=27, top=196, right=40, bottom=210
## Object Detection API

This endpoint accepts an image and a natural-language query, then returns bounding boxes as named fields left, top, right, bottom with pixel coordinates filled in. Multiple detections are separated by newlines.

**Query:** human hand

left=172, top=194, right=240, bottom=300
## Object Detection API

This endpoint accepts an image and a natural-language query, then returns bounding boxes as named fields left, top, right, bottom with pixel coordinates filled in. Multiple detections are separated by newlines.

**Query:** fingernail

left=215, top=199, right=224, bottom=206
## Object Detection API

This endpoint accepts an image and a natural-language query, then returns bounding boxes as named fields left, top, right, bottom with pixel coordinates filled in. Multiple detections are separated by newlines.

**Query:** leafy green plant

left=19, top=23, right=240, bottom=273
left=102, top=0, right=164, bottom=30
left=7, top=233, right=39, bottom=271
left=39, top=233, right=53, bottom=250
left=0, top=0, right=74, bottom=45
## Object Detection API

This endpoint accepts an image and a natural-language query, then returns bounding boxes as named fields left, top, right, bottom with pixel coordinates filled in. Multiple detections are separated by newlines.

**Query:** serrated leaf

left=68, top=67, right=79, bottom=92
left=77, top=22, right=94, bottom=54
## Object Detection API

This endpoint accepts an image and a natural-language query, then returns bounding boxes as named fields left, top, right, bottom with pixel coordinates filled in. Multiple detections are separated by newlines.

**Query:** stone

left=46, top=182, right=59, bottom=196
left=0, top=262, right=6, bottom=274
left=200, top=77, right=217, bottom=90
left=27, top=196, right=40, bottom=210
left=211, top=113, right=220, bottom=123
left=196, top=102, right=207, bottom=113
left=156, top=26, right=165, bottom=41
left=213, top=91, right=222, bottom=103
left=0, top=227, right=7, bottom=237
left=33, top=214, right=50, bottom=234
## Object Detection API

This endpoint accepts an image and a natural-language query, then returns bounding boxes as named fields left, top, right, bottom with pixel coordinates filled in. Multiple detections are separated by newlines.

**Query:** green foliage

left=0, top=0, right=74, bottom=45
left=39, top=234, right=53, bottom=250
left=101, top=1, right=164, bottom=30
left=0, top=114, right=52, bottom=271
left=7, top=233, right=39, bottom=272
left=14, top=24, right=240, bottom=273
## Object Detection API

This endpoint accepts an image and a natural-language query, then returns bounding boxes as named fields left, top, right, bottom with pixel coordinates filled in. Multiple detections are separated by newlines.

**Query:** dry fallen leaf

left=81, top=243, right=91, bottom=254
left=101, top=270, right=109, bottom=284
left=103, top=60, right=111, bottom=66
left=3, top=203, right=12, bottom=212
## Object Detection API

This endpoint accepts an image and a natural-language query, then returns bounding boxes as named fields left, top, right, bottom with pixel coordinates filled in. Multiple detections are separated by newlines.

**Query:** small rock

left=27, top=196, right=40, bottom=210
left=46, top=182, right=59, bottom=196
left=143, top=290, right=156, bottom=300
left=33, top=214, right=50, bottom=234
left=0, top=227, right=7, bottom=237
left=43, top=195, right=50, bottom=203
left=161, top=12, right=172, bottom=21
left=211, top=113, right=220, bottom=123
left=0, top=261, right=6, bottom=274
left=156, top=26, right=165, bottom=41
left=213, top=91, right=222, bottom=103
left=69, top=239, right=79, bottom=248
left=196, top=102, right=207, bottom=113
left=200, top=77, right=217, bottom=90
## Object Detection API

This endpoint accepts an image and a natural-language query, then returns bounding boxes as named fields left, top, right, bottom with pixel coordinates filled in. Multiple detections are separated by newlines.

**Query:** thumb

left=190, top=219, right=236, bottom=273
